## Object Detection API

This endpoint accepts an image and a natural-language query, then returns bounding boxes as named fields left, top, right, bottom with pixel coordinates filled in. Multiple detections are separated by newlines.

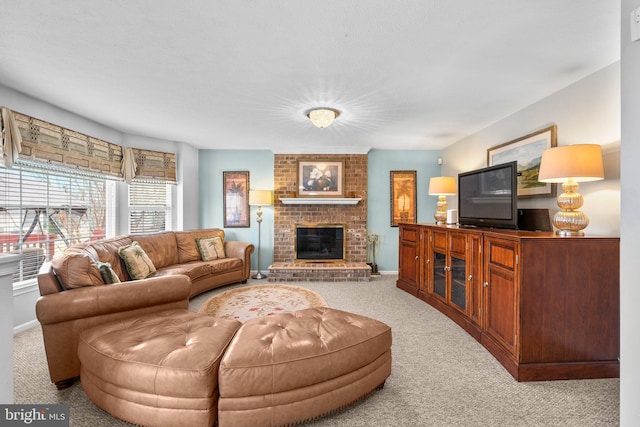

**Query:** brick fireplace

left=268, top=154, right=370, bottom=281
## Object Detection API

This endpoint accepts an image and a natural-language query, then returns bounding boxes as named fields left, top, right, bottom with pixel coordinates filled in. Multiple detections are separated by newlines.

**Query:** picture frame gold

left=296, top=159, right=345, bottom=197
left=487, top=125, right=557, bottom=199
left=223, top=171, right=250, bottom=227
left=390, top=170, right=417, bottom=227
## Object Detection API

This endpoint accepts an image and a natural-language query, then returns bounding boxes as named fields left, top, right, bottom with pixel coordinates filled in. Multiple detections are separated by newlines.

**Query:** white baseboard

left=14, top=319, right=38, bottom=335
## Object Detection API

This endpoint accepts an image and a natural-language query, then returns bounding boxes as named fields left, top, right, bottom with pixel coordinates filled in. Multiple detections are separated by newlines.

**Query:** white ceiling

left=0, top=1, right=620, bottom=154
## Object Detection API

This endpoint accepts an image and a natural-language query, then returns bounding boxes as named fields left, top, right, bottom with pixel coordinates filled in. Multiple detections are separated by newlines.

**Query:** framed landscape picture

left=390, top=170, right=417, bottom=227
left=296, top=159, right=345, bottom=197
left=487, top=125, right=557, bottom=198
left=223, top=171, right=250, bottom=227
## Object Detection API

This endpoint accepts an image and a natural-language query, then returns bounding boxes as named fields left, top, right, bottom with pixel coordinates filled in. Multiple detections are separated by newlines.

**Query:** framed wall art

left=487, top=125, right=557, bottom=198
left=390, top=170, right=417, bottom=227
left=223, top=171, right=250, bottom=227
left=296, top=159, right=345, bottom=197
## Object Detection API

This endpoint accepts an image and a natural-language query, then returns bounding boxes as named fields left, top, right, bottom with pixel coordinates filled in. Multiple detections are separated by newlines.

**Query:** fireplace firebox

left=295, top=224, right=345, bottom=262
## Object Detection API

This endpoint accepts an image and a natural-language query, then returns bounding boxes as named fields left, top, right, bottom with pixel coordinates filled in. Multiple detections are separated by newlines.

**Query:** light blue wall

left=198, top=149, right=442, bottom=273
left=199, top=150, right=274, bottom=272
left=367, top=150, right=442, bottom=271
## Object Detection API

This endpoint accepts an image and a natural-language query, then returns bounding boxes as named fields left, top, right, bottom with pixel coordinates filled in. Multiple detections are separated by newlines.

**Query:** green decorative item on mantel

left=367, top=234, right=380, bottom=276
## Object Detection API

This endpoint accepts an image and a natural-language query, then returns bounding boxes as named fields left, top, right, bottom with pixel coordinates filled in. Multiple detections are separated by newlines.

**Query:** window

left=0, top=163, right=115, bottom=286
left=128, top=181, right=172, bottom=234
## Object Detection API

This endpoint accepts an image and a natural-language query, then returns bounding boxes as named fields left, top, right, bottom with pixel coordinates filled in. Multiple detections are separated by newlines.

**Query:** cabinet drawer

left=401, top=227, right=418, bottom=243
left=432, top=230, right=447, bottom=251
left=449, top=232, right=466, bottom=255
left=486, top=238, right=517, bottom=271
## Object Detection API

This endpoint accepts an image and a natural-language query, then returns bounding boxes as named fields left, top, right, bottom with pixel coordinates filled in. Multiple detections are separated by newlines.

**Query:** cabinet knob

left=444, top=266, right=451, bottom=272
left=483, top=282, right=489, bottom=288
left=468, top=275, right=473, bottom=281
left=415, top=256, right=419, bottom=260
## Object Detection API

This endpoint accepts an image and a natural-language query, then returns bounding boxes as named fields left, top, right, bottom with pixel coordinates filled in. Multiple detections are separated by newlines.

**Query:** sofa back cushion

left=130, top=231, right=179, bottom=268
left=175, top=229, right=225, bottom=263
left=79, top=236, right=133, bottom=281
left=51, top=253, right=104, bottom=289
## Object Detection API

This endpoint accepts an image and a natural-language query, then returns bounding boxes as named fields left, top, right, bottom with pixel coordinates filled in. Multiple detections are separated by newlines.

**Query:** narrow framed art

left=223, top=171, right=250, bottom=227
left=296, top=159, right=345, bottom=197
left=487, top=125, right=558, bottom=198
left=390, top=170, right=417, bottom=227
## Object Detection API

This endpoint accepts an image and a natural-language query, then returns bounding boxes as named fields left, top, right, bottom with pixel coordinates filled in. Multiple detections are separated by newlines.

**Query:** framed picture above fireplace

left=223, top=171, right=250, bottom=228
left=297, top=159, right=345, bottom=197
left=390, top=170, right=417, bottom=227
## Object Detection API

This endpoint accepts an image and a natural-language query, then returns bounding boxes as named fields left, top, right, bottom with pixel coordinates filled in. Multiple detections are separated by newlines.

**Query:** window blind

left=128, top=181, right=171, bottom=234
left=0, top=163, right=114, bottom=285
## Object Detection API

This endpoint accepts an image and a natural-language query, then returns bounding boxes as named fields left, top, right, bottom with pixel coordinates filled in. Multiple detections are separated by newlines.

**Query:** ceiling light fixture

left=306, top=108, right=340, bottom=128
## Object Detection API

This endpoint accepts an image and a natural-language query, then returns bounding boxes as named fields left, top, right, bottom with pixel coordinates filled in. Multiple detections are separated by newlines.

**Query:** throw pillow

left=95, top=261, right=121, bottom=284
left=118, top=241, right=157, bottom=280
left=196, top=236, right=226, bottom=261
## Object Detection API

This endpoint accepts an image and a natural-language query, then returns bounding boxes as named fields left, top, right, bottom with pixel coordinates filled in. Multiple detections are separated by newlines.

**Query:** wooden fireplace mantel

left=279, top=198, right=361, bottom=205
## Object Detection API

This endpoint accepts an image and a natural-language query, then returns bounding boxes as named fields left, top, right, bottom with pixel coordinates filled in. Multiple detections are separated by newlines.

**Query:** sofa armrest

left=37, top=261, right=64, bottom=296
left=224, top=241, right=255, bottom=281
left=36, top=274, right=191, bottom=326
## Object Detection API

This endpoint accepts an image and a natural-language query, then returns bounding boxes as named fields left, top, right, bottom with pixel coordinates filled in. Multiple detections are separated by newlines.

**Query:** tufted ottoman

left=78, top=309, right=241, bottom=427
left=217, top=307, right=392, bottom=427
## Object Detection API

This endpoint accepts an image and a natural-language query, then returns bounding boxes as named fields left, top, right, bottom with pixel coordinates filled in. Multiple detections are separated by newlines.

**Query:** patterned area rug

left=198, top=284, right=329, bottom=322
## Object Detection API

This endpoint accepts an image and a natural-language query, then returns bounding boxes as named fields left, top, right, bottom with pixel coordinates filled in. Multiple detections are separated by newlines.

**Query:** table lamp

left=538, top=144, right=604, bottom=236
left=428, top=176, right=456, bottom=224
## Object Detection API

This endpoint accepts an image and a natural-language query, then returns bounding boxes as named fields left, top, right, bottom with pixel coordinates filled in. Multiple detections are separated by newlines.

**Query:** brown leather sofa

left=36, top=228, right=254, bottom=389
left=35, top=229, right=392, bottom=426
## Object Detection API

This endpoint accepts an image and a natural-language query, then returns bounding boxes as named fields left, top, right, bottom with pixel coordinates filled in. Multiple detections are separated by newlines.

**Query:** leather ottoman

left=78, top=309, right=241, bottom=427
left=218, top=307, right=392, bottom=427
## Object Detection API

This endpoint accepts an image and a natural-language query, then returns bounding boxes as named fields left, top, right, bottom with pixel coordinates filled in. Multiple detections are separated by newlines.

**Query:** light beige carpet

left=197, top=284, right=328, bottom=322
left=15, top=276, right=619, bottom=426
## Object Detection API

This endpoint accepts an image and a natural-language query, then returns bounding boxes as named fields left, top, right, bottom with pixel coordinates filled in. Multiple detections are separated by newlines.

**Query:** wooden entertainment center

left=397, top=223, right=620, bottom=381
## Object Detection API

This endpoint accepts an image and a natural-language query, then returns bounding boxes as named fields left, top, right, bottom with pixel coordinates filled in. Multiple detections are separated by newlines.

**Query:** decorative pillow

left=197, top=236, right=226, bottom=261
left=117, top=241, right=156, bottom=280
left=95, top=261, right=121, bottom=284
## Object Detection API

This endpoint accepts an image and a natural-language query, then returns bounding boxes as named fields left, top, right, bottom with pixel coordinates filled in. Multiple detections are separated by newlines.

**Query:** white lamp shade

left=249, top=190, right=272, bottom=206
left=538, top=144, right=604, bottom=183
left=428, top=176, right=457, bottom=195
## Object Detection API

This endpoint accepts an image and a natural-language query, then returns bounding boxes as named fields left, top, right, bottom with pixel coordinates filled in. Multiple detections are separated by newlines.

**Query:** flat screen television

left=457, top=161, right=518, bottom=229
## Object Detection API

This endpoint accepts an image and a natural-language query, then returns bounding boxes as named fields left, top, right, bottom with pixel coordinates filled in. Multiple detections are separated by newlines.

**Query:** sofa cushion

left=197, top=236, right=226, bottom=261
left=51, top=253, right=104, bottom=289
left=95, top=261, right=121, bottom=284
left=155, top=257, right=243, bottom=282
left=209, top=257, right=243, bottom=273
left=130, top=231, right=179, bottom=269
left=175, top=229, right=225, bottom=263
left=155, top=262, right=214, bottom=282
left=118, top=241, right=157, bottom=280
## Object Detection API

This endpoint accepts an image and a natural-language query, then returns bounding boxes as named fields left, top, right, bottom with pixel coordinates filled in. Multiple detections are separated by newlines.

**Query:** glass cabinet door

left=433, top=252, right=447, bottom=299
left=450, top=255, right=466, bottom=310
